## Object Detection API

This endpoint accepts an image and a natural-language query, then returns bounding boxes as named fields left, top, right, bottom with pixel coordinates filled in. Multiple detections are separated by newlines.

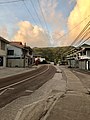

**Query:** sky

left=0, top=0, right=90, bottom=48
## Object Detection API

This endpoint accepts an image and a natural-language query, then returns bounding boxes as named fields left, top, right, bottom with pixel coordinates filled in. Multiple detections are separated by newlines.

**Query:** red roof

left=9, top=42, right=24, bottom=49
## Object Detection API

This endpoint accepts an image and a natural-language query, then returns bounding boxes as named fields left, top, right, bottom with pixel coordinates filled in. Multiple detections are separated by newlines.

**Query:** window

left=1, top=41, right=5, bottom=50
left=7, top=50, right=14, bottom=55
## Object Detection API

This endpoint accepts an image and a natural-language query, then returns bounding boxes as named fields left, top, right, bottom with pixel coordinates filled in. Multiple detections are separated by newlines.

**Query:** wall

left=7, top=44, right=23, bottom=58
left=7, top=58, right=24, bottom=67
left=79, top=60, right=86, bottom=70
left=87, top=50, right=90, bottom=57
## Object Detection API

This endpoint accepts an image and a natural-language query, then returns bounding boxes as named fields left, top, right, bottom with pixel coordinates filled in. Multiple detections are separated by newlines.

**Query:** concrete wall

left=7, top=59, right=24, bottom=67
left=87, top=50, right=90, bottom=57
left=79, top=60, right=86, bottom=70
left=68, top=59, right=76, bottom=68
left=7, top=57, right=29, bottom=68
left=71, top=60, right=75, bottom=67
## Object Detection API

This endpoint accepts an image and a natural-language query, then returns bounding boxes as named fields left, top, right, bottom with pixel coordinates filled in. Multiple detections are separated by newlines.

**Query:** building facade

left=7, top=42, right=33, bottom=67
left=0, top=36, right=9, bottom=67
left=67, top=44, right=90, bottom=70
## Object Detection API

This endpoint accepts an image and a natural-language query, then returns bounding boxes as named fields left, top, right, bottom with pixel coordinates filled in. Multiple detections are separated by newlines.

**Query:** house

left=67, top=44, right=90, bottom=70
left=0, top=36, right=9, bottom=67
left=78, top=44, right=90, bottom=70
left=7, top=42, right=33, bottom=67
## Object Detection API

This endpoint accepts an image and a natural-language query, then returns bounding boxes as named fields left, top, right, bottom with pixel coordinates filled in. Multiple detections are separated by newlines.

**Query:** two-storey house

left=67, top=44, right=90, bottom=70
left=78, top=44, right=90, bottom=70
left=7, top=42, right=33, bottom=67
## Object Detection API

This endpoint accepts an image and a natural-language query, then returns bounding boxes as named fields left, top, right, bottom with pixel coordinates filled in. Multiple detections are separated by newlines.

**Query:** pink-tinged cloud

left=66, top=0, right=90, bottom=46
left=12, top=21, right=50, bottom=48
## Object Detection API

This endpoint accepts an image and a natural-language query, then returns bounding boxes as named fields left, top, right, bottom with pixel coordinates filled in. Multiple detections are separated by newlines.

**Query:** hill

left=33, top=46, right=74, bottom=63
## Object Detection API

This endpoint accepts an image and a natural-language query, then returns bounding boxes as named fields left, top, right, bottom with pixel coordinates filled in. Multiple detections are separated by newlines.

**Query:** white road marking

left=0, top=65, right=49, bottom=91
left=0, top=89, right=7, bottom=95
left=8, top=87, right=15, bottom=90
left=25, top=90, right=33, bottom=93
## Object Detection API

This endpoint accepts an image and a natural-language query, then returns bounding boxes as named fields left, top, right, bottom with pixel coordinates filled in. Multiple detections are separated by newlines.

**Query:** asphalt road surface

left=0, top=65, right=56, bottom=108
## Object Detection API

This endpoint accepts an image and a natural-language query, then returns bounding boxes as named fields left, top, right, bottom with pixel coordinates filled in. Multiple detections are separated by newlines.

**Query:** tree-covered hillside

left=33, top=46, right=74, bottom=63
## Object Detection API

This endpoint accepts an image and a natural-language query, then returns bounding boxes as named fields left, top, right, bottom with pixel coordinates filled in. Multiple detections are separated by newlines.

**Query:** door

left=0, top=56, right=3, bottom=66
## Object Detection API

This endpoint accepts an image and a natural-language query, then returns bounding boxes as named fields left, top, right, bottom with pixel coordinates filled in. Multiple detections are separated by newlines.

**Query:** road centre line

left=0, top=89, right=7, bottom=95
left=0, top=65, right=49, bottom=91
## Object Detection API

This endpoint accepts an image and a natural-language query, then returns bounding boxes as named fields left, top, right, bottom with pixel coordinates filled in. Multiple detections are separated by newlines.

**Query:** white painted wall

left=7, top=44, right=29, bottom=67
left=7, top=44, right=23, bottom=57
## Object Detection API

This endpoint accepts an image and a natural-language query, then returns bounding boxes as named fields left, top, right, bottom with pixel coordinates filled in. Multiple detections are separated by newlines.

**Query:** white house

left=67, top=44, right=90, bottom=70
left=7, top=42, right=32, bottom=67
left=78, top=44, right=90, bottom=70
left=0, top=36, right=9, bottom=67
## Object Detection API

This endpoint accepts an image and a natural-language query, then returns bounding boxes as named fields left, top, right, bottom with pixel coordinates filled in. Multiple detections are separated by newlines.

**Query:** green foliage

left=33, top=46, right=74, bottom=63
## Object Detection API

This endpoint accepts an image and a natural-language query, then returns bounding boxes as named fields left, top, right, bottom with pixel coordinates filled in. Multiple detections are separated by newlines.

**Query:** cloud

left=40, top=0, right=64, bottom=31
left=66, top=0, right=90, bottom=46
left=12, top=21, right=50, bottom=48
left=0, top=26, right=8, bottom=39
left=40, top=0, right=66, bottom=46
left=52, top=30, right=65, bottom=46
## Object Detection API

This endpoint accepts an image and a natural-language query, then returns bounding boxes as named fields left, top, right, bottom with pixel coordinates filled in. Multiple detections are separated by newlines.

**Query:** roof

left=9, top=42, right=32, bottom=53
left=0, top=36, right=9, bottom=43
left=80, top=44, right=90, bottom=48
left=9, top=42, right=24, bottom=49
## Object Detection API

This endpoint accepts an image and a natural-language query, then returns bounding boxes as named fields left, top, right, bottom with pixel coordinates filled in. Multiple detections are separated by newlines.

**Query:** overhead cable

left=22, top=0, right=38, bottom=26
left=0, top=0, right=24, bottom=4
left=55, top=15, right=90, bottom=40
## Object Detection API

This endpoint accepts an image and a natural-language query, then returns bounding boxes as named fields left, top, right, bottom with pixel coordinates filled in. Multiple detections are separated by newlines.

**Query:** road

left=0, top=65, right=56, bottom=108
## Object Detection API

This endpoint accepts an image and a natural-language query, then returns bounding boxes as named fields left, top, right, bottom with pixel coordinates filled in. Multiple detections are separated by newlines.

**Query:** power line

left=0, top=0, right=39, bottom=26
left=38, top=0, right=49, bottom=32
left=37, top=0, right=50, bottom=42
left=22, top=0, right=38, bottom=26
left=29, top=0, right=50, bottom=43
left=0, top=0, right=24, bottom=4
left=62, top=21, right=90, bottom=56
left=75, top=28, right=90, bottom=46
left=0, top=0, right=50, bottom=42
left=71, top=21, right=90, bottom=46
left=78, top=37, right=90, bottom=47
left=55, top=15, right=90, bottom=41
left=29, top=0, right=43, bottom=27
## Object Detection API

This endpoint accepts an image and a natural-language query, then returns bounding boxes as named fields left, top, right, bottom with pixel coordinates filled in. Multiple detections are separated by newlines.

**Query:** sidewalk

left=45, top=66, right=90, bottom=120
